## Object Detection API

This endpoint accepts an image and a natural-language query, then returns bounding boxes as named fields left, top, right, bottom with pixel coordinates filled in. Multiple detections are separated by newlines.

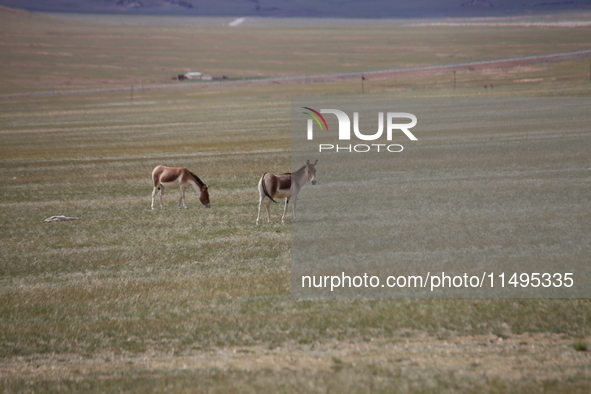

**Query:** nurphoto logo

left=302, top=107, right=418, bottom=153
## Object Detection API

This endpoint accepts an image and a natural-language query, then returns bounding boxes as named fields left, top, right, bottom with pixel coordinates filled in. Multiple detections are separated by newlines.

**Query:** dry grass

left=1, top=7, right=591, bottom=95
left=292, top=97, right=591, bottom=299
left=2, top=87, right=591, bottom=392
left=1, top=8, right=591, bottom=392
left=2, top=333, right=591, bottom=393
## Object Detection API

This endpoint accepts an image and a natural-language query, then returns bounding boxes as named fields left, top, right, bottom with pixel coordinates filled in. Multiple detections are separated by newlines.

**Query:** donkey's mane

left=186, top=169, right=205, bottom=188
left=283, top=165, right=306, bottom=176
left=292, top=165, right=306, bottom=175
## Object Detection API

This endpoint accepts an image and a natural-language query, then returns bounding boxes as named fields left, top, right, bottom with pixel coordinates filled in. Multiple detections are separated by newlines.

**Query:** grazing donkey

left=151, top=165, right=210, bottom=209
left=256, top=160, right=317, bottom=224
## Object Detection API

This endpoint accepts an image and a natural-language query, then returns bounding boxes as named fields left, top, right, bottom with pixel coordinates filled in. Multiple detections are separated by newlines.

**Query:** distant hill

left=0, top=0, right=590, bottom=18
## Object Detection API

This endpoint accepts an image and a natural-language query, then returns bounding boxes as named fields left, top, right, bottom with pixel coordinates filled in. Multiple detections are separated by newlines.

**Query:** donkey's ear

left=306, top=160, right=310, bottom=165
left=314, top=159, right=318, bottom=165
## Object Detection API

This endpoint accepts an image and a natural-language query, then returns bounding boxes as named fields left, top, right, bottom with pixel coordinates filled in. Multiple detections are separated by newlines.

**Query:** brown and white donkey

left=256, top=160, right=317, bottom=224
left=151, top=165, right=210, bottom=210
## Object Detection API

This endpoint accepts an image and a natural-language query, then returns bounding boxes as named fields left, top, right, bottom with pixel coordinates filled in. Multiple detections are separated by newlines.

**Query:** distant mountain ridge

left=0, top=0, right=589, bottom=18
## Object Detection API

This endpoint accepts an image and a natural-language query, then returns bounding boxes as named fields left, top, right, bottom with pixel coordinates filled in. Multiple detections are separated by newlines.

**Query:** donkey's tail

left=260, top=173, right=277, bottom=204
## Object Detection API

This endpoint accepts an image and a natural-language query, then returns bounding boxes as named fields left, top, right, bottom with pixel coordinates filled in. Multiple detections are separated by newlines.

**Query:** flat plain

left=1, top=6, right=590, bottom=393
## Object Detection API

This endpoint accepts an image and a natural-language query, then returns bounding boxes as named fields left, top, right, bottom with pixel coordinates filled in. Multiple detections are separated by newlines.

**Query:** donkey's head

left=199, top=185, right=211, bottom=208
left=306, top=159, right=318, bottom=185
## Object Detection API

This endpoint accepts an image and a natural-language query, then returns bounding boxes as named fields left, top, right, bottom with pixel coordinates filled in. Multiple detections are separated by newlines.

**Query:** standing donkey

left=151, top=165, right=210, bottom=209
left=256, top=160, right=317, bottom=224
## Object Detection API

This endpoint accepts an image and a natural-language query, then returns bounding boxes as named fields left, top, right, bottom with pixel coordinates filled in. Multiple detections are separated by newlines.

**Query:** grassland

left=1, top=7, right=591, bottom=393
left=2, top=6, right=591, bottom=96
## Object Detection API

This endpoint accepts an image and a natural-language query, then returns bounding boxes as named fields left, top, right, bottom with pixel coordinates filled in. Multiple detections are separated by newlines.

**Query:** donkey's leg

left=265, top=199, right=273, bottom=223
left=256, top=195, right=265, bottom=225
left=179, top=185, right=187, bottom=209
left=151, top=187, right=158, bottom=210
left=256, top=178, right=267, bottom=225
left=281, top=198, right=290, bottom=223
left=158, top=187, right=165, bottom=209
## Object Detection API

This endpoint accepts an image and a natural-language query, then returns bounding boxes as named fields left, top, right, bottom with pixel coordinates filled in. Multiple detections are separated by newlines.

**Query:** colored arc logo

left=302, top=107, right=329, bottom=131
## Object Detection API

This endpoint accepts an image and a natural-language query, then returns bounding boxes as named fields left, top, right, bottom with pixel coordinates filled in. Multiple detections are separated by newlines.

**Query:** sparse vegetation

left=573, top=342, right=588, bottom=352
left=1, top=6, right=590, bottom=393
left=2, top=6, right=591, bottom=96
